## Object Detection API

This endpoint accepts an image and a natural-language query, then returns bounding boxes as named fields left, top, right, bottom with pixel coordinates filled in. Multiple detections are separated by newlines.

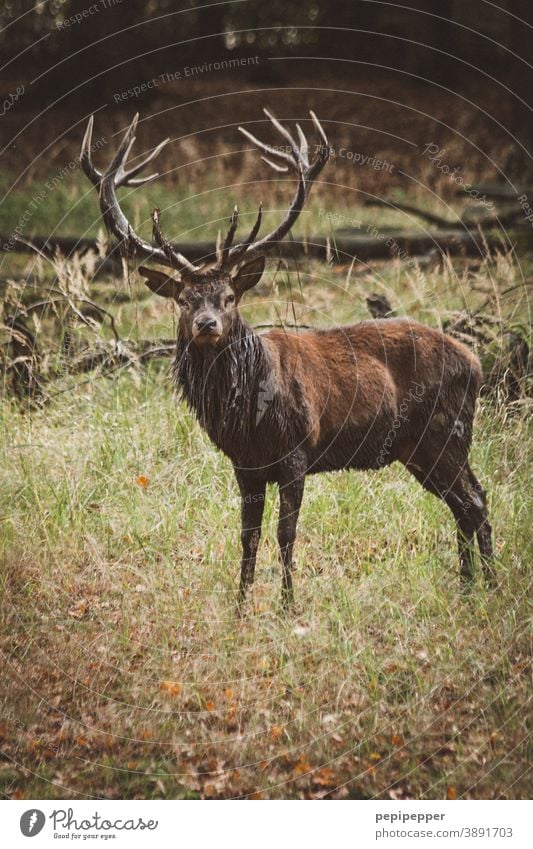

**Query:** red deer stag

left=81, top=111, right=494, bottom=607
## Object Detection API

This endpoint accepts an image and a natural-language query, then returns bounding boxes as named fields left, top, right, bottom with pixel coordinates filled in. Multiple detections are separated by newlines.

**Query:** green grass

left=0, top=146, right=482, bottom=250
left=0, top=242, right=531, bottom=800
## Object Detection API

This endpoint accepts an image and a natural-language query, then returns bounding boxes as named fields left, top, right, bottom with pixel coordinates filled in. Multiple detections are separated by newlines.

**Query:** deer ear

left=139, top=266, right=182, bottom=299
left=231, top=256, right=265, bottom=297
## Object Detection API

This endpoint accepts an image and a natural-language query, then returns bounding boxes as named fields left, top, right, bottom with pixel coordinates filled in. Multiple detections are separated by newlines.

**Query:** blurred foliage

left=0, top=1, right=531, bottom=172
left=0, top=0, right=524, bottom=63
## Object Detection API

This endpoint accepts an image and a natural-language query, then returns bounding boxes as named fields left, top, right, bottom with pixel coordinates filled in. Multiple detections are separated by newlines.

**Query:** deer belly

left=306, top=404, right=401, bottom=473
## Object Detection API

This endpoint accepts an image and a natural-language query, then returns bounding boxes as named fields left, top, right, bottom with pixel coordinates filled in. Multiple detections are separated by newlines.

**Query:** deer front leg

left=235, top=471, right=266, bottom=609
left=277, top=474, right=305, bottom=607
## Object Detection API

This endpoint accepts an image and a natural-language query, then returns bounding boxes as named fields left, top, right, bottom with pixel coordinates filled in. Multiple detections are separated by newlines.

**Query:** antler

left=80, top=113, right=199, bottom=273
left=218, top=108, right=331, bottom=269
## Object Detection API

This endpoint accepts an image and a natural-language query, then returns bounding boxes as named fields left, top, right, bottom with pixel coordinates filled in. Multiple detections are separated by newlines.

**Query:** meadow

left=0, top=165, right=531, bottom=800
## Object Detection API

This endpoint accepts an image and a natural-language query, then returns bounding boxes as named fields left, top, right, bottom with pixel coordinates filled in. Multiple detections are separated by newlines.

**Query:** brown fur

left=140, top=260, right=494, bottom=607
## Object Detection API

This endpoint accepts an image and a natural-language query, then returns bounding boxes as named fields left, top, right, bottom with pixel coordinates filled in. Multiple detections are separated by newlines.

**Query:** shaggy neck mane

left=174, top=314, right=269, bottom=451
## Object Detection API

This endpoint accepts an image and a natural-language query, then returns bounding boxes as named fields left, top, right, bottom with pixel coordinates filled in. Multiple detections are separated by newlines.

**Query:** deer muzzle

left=192, top=315, right=223, bottom=345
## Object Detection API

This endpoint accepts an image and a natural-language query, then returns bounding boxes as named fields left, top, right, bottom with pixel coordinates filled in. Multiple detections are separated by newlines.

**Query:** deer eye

left=225, top=293, right=235, bottom=306
left=177, top=297, right=188, bottom=309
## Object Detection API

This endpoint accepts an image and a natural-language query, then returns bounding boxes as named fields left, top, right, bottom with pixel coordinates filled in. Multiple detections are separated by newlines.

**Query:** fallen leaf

left=293, top=755, right=311, bottom=775
left=137, top=475, right=149, bottom=488
left=161, top=681, right=181, bottom=696
left=446, top=785, right=458, bottom=800
left=312, top=767, right=338, bottom=788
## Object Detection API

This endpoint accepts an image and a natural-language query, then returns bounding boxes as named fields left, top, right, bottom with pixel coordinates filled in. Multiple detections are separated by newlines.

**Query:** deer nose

left=194, top=316, right=218, bottom=333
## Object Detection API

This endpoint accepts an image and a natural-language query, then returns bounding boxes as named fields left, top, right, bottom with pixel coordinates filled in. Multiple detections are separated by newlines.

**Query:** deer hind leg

left=277, top=473, right=305, bottom=608
left=404, top=452, right=488, bottom=587
left=235, top=471, right=266, bottom=609
left=465, top=463, right=495, bottom=586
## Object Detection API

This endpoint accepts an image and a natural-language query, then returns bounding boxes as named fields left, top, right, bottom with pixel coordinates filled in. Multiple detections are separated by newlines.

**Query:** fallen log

left=363, top=197, right=528, bottom=231
left=330, top=228, right=500, bottom=261
left=1, top=228, right=502, bottom=265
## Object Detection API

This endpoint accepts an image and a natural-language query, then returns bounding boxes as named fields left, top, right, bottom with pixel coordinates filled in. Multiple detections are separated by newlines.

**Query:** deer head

left=81, top=110, right=330, bottom=347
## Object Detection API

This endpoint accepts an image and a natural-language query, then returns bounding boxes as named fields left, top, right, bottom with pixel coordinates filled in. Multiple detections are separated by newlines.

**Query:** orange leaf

left=205, top=700, right=215, bottom=711
left=293, top=755, right=311, bottom=775
left=249, top=791, right=263, bottom=799
left=224, top=688, right=235, bottom=700
left=161, top=680, right=181, bottom=696
left=270, top=725, right=283, bottom=740
left=137, top=475, right=149, bottom=488
left=391, top=734, right=404, bottom=747
left=312, top=767, right=338, bottom=788
left=446, top=785, right=458, bottom=800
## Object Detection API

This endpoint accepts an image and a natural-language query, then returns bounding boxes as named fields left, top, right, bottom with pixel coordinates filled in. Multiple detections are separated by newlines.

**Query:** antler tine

left=260, top=156, right=289, bottom=173
left=224, top=206, right=239, bottom=250
left=118, top=137, right=170, bottom=187
left=310, top=110, right=329, bottom=148
left=295, top=124, right=309, bottom=167
left=109, top=113, right=139, bottom=179
left=227, top=110, right=331, bottom=264
left=238, top=125, right=295, bottom=169
left=217, top=205, right=239, bottom=268
left=243, top=203, right=263, bottom=247
left=80, top=114, right=199, bottom=273
left=220, top=204, right=263, bottom=268
left=263, top=108, right=300, bottom=160
left=151, top=208, right=188, bottom=270
left=80, top=115, right=101, bottom=187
